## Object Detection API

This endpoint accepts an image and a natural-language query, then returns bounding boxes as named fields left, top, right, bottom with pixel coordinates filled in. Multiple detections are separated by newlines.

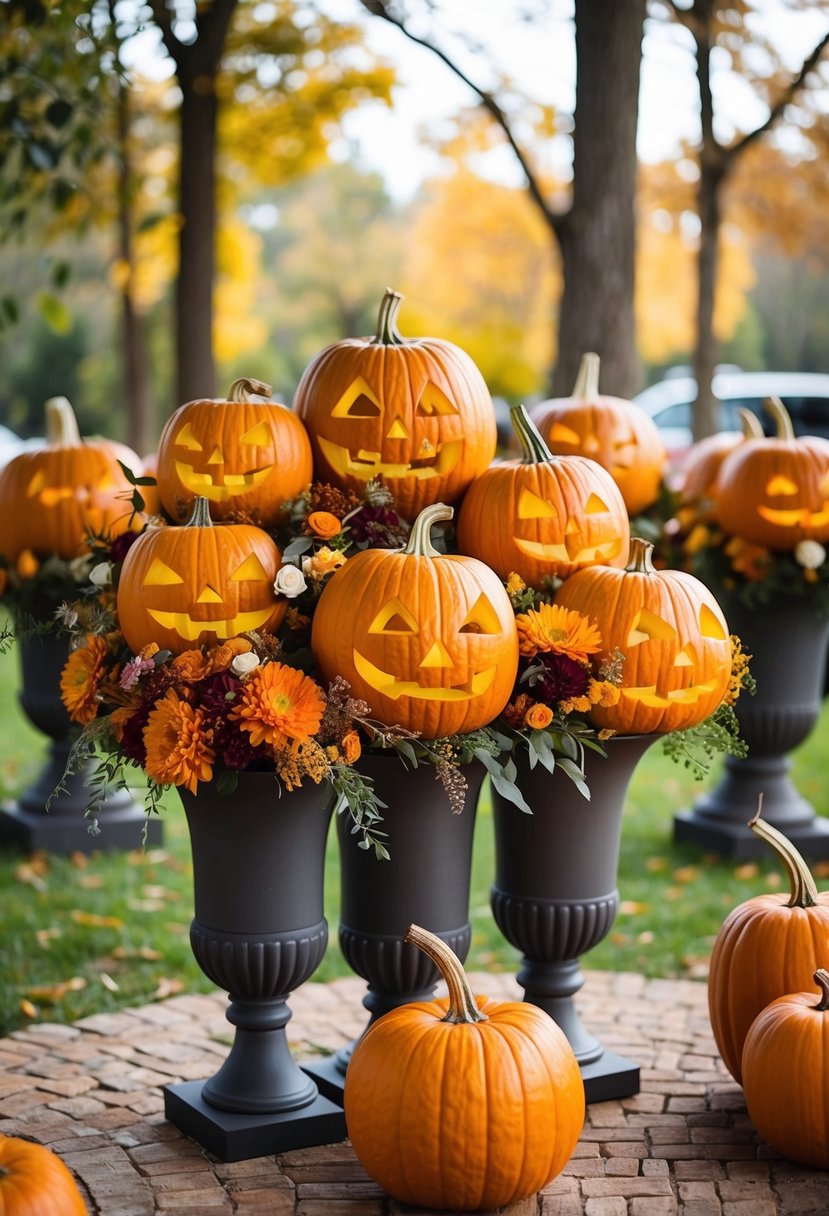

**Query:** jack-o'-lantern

left=156, top=377, right=313, bottom=526
left=311, top=503, right=518, bottom=739
left=0, top=396, right=140, bottom=560
left=715, top=397, right=829, bottom=550
left=530, top=353, right=666, bottom=515
left=117, top=497, right=286, bottom=655
left=555, top=536, right=731, bottom=734
left=456, top=404, right=630, bottom=588
left=679, top=409, right=763, bottom=512
left=293, top=289, right=497, bottom=520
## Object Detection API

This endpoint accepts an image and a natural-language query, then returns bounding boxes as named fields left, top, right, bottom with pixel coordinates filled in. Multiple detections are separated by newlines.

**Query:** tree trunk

left=693, top=159, right=723, bottom=440
left=553, top=0, right=646, bottom=398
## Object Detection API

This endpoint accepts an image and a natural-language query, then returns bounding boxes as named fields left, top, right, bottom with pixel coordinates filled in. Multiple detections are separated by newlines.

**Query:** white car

left=0, top=424, right=26, bottom=469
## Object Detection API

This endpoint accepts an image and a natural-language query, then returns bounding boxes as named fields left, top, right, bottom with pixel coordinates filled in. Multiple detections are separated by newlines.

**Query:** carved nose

left=207, top=446, right=223, bottom=465
left=196, top=585, right=224, bottom=604
left=420, top=640, right=452, bottom=669
left=385, top=416, right=409, bottom=440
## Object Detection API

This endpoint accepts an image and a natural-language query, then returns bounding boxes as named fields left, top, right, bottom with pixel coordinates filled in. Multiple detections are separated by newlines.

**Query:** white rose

left=69, top=555, right=94, bottom=582
left=231, top=651, right=261, bottom=677
left=794, top=540, right=826, bottom=570
left=89, top=562, right=113, bottom=587
left=274, top=564, right=308, bottom=598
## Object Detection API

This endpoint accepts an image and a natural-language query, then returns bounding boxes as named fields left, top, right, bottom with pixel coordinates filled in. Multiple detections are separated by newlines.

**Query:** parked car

left=634, top=371, right=829, bottom=463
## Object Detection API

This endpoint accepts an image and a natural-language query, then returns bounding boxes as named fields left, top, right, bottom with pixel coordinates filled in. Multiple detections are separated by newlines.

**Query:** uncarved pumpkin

left=294, top=289, right=497, bottom=520
left=0, top=1133, right=87, bottom=1214
left=679, top=409, right=764, bottom=509
left=707, top=809, right=829, bottom=1084
left=344, top=924, right=584, bottom=1211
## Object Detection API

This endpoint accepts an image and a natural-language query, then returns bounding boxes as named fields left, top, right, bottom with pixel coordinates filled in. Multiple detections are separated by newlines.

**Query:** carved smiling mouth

left=621, top=681, right=718, bottom=709
left=318, top=437, right=462, bottom=482
left=353, top=650, right=497, bottom=701
left=174, top=462, right=273, bottom=501
left=757, top=504, right=829, bottom=527
left=147, top=607, right=275, bottom=641
left=514, top=538, right=623, bottom=563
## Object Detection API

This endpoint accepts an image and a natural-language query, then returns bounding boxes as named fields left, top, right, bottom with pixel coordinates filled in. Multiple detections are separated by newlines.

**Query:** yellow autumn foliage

left=214, top=218, right=268, bottom=364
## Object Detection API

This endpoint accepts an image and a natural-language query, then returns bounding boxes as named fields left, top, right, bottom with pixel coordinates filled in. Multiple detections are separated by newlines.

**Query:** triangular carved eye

left=368, top=598, right=419, bottom=635
left=332, top=377, right=382, bottom=418
left=699, top=603, right=727, bottom=640
left=145, top=558, right=184, bottom=586
left=416, top=382, right=459, bottom=417
left=585, top=493, right=610, bottom=514
left=627, top=608, right=676, bottom=646
left=765, top=475, right=798, bottom=496
left=231, top=554, right=269, bottom=582
left=459, top=594, right=501, bottom=635
left=176, top=423, right=203, bottom=452
left=548, top=423, right=581, bottom=445
left=241, top=422, right=271, bottom=446
left=518, top=488, right=557, bottom=519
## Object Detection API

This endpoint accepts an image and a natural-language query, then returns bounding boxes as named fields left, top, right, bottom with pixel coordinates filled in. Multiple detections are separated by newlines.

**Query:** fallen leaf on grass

left=152, top=977, right=184, bottom=1000
left=619, top=900, right=649, bottom=915
left=765, top=872, right=781, bottom=889
left=79, top=874, right=105, bottom=890
left=814, top=861, right=829, bottom=879
left=24, top=977, right=87, bottom=1002
left=128, top=899, right=166, bottom=913
left=14, top=860, right=49, bottom=891
left=672, top=865, right=700, bottom=884
left=682, top=955, right=710, bottom=980
left=69, top=852, right=89, bottom=869
left=733, top=863, right=759, bottom=880
left=19, top=999, right=38, bottom=1019
left=637, top=930, right=655, bottom=945
left=164, top=922, right=188, bottom=936
left=100, top=973, right=119, bottom=993
left=645, top=857, right=667, bottom=873
left=110, top=945, right=163, bottom=962
left=35, top=928, right=62, bottom=949
left=143, top=849, right=172, bottom=865
left=140, top=885, right=179, bottom=902
left=663, top=887, right=683, bottom=902
left=71, top=911, right=123, bottom=929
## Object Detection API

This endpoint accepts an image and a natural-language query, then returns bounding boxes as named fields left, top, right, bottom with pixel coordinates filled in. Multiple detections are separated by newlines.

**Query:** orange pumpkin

left=116, top=497, right=286, bottom=655
left=531, top=353, right=666, bottom=515
left=679, top=409, right=763, bottom=510
left=156, top=377, right=313, bottom=526
left=293, top=289, right=497, bottom=520
left=344, top=924, right=584, bottom=1211
left=311, top=503, right=518, bottom=739
left=715, top=397, right=829, bottom=549
left=554, top=536, right=731, bottom=734
left=0, top=1133, right=87, bottom=1214
left=707, top=811, right=829, bottom=1084
left=456, top=403, right=630, bottom=587
left=742, top=968, right=829, bottom=1169
left=0, top=397, right=139, bottom=560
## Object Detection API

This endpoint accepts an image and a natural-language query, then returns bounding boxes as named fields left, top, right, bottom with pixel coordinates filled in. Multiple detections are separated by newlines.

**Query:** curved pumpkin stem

left=373, top=288, right=406, bottom=346
left=511, top=403, right=557, bottom=465
left=45, top=396, right=82, bottom=447
left=404, top=503, right=453, bottom=557
left=813, top=969, right=829, bottom=1011
left=739, top=408, right=764, bottom=440
left=185, top=496, right=214, bottom=529
left=404, top=924, right=488, bottom=1025
left=749, top=802, right=818, bottom=909
left=625, top=536, right=657, bottom=575
left=764, top=396, right=795, bottom=441
left=228, top=377, right=273, bottom=402
left=572, top=352, right=601, bottom=399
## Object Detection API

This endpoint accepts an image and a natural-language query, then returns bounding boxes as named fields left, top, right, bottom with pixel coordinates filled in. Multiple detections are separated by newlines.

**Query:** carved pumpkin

left=0, top=1133, right=87, bottom=1215
left=715, top=397, right=829, bottom=549
left=456, top=403, right=630, bottom=587
left=554, top=536, right=731, bottom=733
left=293, top=289, right=497, bottom=520
left=311, top=503, right=518, bottom=739
left=0, top=397, right=139, bottom=560
left=531, top=353, right=666, bottom=515
left=708, top=811, right=829, bottom=1084
left=156, top=377, right=313, bottom=526
left=116, top=497, right=286, bottom=655
left=344, top=924, right=584, bottom=1211
left=679, top=409, right=763, bottom=510
left=742, top=968, right=829, bottom=1169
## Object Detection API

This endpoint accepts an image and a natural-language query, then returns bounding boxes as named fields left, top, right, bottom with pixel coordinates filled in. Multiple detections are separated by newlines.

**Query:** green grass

left=1, top=634, right=827, bottom=1036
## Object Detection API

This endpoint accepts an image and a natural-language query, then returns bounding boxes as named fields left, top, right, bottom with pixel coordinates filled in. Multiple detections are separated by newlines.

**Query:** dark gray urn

left=163, top=772, right=345, bottom=1161
left=674, top=594, right=829, bottom=859
left=0, top=631, right=159, bottom=853
left=490, top=734, right=657, bottom=1102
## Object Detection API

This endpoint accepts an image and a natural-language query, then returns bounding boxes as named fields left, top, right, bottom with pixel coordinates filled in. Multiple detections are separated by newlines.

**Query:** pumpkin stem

left=404, top=924, right=488, bottom=1025
left=572, top=352, right=601, bottom=399
left=45, top=396, right=82, bottom=446
left=749, top=798, right=818, bottom=909
left=813, top=969, right=829, bottom=1011
left=763, top=396, right=795, bottom=441
left=373, top=288, right=406, bottom=346
left=404, top=503, right=454, bottom=557
left=228, top=377, right=273, bottom=402
left=625, top=536, right=657, bottom=575
left=511, top=403, right=557, bottom=465
left=184, top=496, right=214, bottom=529
left=738, top=408, right=764, bottom=440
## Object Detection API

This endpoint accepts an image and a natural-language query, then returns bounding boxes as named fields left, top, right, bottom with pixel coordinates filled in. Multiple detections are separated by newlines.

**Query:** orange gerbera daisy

left=143, top=687, right=215, bottom=794
left=516, top=603, right=602, bottom=663
left=60, top=635, right=109, bottom=724
left=231, top=662, right=326, bottom=751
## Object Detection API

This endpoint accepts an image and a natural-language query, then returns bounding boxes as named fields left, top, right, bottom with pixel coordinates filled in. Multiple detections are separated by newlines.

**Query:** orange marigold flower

left=559, top=694, right=591, bottom=714
left=340, top=730, right=362, bottom=764
left=516, top=602, right=602, bottom=662
left=307, top=511, right=342, bottom=540
left=60, top=635, right=109, bottom=724
left=143, top=687, right=215, bottom=795
left=725, top=536, right=770, bottom=582
left=16, top=549, right=39, bottom=579
left=171, top=650, right=212, bottom=682
left=588, top=679, right=621, bottom=708
left=231, top=662, right=326, bottom=750
left=524, top=703, right=553, bottom=730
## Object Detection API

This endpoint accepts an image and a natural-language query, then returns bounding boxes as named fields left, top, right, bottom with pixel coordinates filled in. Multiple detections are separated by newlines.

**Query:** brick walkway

left=1, top=970, right=827, bottom=1215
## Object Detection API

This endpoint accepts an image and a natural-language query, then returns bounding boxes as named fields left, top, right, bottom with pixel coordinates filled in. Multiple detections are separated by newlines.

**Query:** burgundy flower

left=198, top=671, right=243, bottom=717
left=347, top=505, right=408, bottom=548
left=529, top=652, right=590, bottom=705
left=119, top=702, right=152, bottom=766
left=215, top=723, right=260, bottom=771
left=110, top=530, right=141, bottom=565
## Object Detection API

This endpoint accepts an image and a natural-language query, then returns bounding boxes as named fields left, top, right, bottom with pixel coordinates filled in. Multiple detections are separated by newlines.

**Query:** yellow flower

left=506, top=572, right=526, bottom=595
left=60, top=635, right=109, bottom=724
left=516, top=602, right=602, bottom=662
left=523, top=703, right=553, bottom=730
left=304, top=546, right=346, bottom=578
left=143, top=688, right=215, bottom=795
left=231, top=662, right=326, bottom=750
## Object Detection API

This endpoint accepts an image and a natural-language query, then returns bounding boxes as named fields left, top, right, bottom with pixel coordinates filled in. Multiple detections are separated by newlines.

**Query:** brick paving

left=1, top=970, right=827, bottom=1214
